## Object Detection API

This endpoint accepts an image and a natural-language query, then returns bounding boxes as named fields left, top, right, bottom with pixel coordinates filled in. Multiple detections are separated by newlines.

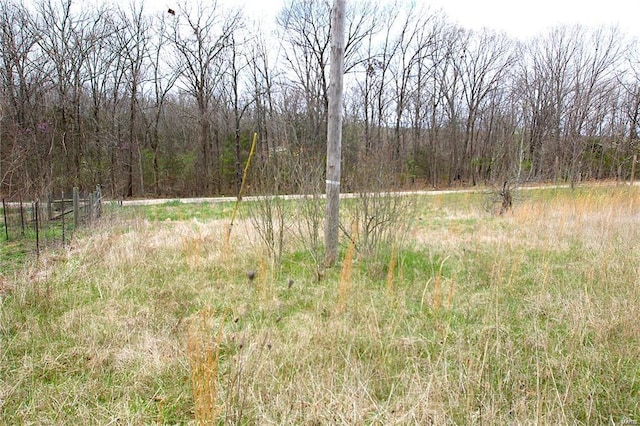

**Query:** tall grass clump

left=336, top=222, right=357, bottom=313
left=187, top=308, right=225, bottom=425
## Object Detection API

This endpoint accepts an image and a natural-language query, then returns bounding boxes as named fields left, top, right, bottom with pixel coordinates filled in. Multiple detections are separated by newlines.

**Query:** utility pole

left=324, top=0, right=346, bottom=267
left=0, top=103, right=3, bottom=195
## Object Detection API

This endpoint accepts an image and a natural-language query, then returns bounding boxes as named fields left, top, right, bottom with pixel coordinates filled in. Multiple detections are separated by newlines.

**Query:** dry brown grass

left=188, top=308, right=225, bottom=425
left=337, top=222, right=357, bottom=313
left=1, top=185, right=639, bottom=424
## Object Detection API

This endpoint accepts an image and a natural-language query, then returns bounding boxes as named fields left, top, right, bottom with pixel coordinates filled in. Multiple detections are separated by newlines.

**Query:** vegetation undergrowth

left=0, top=238, right=31, bottom=278
left=123, top=199, right=239, bottom=222
left=1, top=184, right=639, bottom=424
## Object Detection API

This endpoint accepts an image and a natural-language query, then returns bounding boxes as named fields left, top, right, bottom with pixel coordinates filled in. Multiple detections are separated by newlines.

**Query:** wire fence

left=1, top=186, right=102, bottom=256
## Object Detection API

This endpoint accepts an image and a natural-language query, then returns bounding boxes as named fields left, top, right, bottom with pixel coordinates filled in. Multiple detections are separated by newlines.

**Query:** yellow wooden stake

left=226, top=132, right=258, bottom=245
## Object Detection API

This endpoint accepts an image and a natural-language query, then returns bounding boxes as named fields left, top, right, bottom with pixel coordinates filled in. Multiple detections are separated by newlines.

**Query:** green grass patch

left=128, top=200, right=239, bottom=222
left=0, top=239, right=31, bottom=275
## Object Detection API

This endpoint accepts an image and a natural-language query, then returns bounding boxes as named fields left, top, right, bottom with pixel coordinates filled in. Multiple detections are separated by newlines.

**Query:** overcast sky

left=426, top=0, right=640, bottom=39
left=134, top=0, right=640, bottom=40
left=217, top=0, right=640, bottom=40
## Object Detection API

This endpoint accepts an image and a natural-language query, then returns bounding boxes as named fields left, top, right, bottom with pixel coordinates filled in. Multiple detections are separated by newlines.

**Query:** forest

left=1, top=0, right=639, bottom=199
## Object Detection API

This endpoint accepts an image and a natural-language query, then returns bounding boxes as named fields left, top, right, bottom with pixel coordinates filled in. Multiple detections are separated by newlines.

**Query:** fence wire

left=1, top=186, right=102, bottom=256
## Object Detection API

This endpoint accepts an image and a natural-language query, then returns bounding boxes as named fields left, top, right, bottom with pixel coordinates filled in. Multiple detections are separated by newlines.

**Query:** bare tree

left=35, top=0, right=85, bottom=188
left=246, top=30, right=279, bottom=162
left=223, top=33, right=258, bottom=196
left=388, top=5, right=439, bottom=169
left=454, top=29, right=515, bottom=184
left=433, top=26, right=466, bottom=185
left=518, top=25, right=624, bottom=183
left=82, top=7, right=122, bottom=192
left=563, top=27, right=622, bottom=184
left=143, top=12, right=180, bottom=196
left=114, top=1, right=151, bottom=197
left=276, top=0, right=331, bottom=152
left=0, top=0, right=46, bottom=195
left=370, top=5, right=400, bottom=159
left=621, top=43, right=640, bottom=146
left=277, top=0, right=377, bottom=156
left=167, top=0, right=241, bottom=194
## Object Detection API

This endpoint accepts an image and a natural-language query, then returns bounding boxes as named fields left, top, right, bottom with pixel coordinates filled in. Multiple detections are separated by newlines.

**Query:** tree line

left=1, top=0, right=639, bottom=199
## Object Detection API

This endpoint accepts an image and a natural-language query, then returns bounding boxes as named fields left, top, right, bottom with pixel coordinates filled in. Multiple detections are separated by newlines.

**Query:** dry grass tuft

left=336, top=222, right=357, bottom=313
left=187, top=308, right=225, bottom=425
left=385, top=245, right=397, bottom=299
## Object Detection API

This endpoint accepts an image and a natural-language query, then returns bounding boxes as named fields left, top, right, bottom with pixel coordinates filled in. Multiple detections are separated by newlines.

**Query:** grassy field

left=1, top=186, right=639, bottom=424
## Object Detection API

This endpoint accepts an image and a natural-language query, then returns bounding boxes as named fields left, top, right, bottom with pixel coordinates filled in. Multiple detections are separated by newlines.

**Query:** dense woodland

left=1, top=0, right=639, bottom=199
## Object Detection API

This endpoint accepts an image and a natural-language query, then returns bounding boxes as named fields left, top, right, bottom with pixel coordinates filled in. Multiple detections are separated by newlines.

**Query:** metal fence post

left=19, top=199, right=24, bottom=236
left=34, top=201, right=40, bottom=257
left=95, top=185, right=102, bottom=218
left=47, top=193, right=53, bottom=220
left=2, top=198, right=8, bottom=241
left=61, top=191, right=66, bottom=245
left=73, top=187, right=79, bottom=228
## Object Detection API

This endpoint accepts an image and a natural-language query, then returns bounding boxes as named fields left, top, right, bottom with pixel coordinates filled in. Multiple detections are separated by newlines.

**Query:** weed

left=337, top=222, right=357, bottom=313
left=187, top=308, right=225, bottom=425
